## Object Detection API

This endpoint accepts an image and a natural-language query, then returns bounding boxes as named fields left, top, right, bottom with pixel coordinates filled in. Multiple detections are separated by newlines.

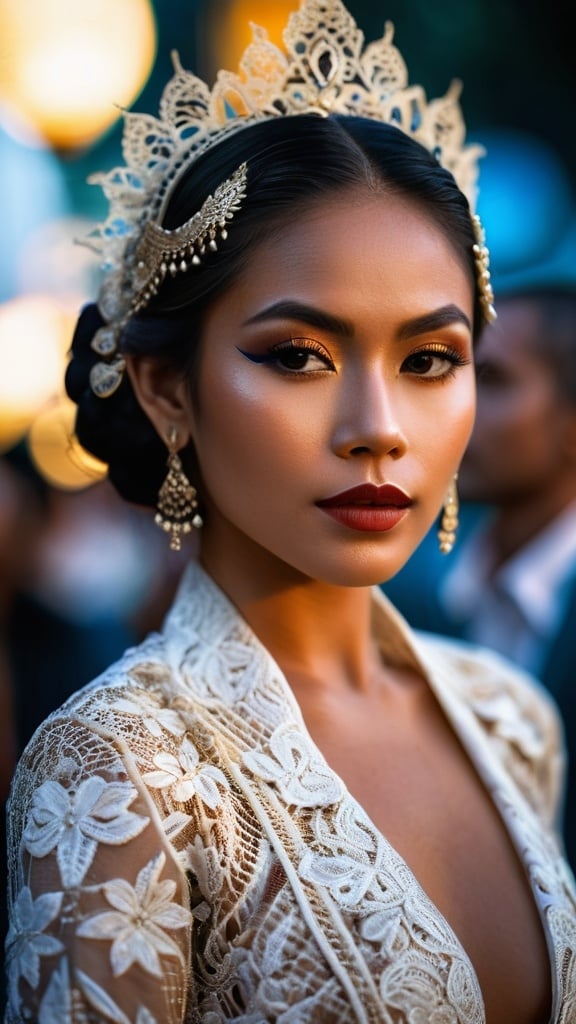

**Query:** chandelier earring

left=155, top=429, right=203, bottom=551
left=438, top=474, right=459, bottom=555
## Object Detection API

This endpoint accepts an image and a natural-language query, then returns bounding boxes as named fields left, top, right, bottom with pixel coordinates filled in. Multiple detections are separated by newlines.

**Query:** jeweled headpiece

left=86, top=0, right=495, bottom=397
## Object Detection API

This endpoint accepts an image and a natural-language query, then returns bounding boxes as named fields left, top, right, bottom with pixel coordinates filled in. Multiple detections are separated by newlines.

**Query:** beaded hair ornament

left=86, top=0, right=496, bottom=399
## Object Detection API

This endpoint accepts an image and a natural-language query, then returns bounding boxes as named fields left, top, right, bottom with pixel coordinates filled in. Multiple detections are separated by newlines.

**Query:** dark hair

left=66, top=114, right=481, bottom=506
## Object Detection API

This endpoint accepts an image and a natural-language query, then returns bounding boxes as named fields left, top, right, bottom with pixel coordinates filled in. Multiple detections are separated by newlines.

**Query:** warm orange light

left=0, top=0, right=156, bottom=150
left=213, top=0, right=299, bottom=73
left=0, top=295, right=72, bottom=452
left=27, top=396, right=107, bottom=491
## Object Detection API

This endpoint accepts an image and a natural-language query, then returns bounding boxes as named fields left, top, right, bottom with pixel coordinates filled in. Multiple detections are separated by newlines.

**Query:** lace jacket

left=5, top=560, right=576, bottom=1024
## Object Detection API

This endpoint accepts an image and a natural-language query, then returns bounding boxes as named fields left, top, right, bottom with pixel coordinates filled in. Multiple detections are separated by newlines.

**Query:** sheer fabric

left=5, top=561, right=576, bottom=1023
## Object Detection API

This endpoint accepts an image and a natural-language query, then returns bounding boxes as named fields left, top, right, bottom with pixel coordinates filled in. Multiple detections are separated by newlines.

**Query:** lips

left=316, top=483, right=413, bottom=533
left=316, top=483, right=412, bottom=508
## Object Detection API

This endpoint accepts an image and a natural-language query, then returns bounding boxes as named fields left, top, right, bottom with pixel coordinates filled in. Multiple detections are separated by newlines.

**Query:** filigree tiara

left=85, top=0, right=496, bottom=398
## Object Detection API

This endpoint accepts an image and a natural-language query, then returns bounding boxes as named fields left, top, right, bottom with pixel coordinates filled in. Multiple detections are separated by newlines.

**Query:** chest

left=294, top=676, right=552, bottom=1024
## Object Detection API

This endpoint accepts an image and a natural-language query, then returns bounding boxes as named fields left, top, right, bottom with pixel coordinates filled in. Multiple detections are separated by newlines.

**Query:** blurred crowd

left=0, top=444, right=189, bottom=783
left=0, top=444, right=189, bottom=993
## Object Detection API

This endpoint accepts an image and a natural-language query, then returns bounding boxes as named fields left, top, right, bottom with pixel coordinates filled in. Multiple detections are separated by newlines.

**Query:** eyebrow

left=243, top=300, right=471, bottom=340
left=396, top=305, right=472, bottom=340
left=243, top=300, right=351, bottom=337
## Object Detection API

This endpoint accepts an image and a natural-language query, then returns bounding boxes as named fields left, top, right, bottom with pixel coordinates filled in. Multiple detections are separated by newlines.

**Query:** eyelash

left=237, top=338, right=334, bottom=374
left=237, top=338, right=470, bottom=380
left=402, top=344, right=471, bottom=381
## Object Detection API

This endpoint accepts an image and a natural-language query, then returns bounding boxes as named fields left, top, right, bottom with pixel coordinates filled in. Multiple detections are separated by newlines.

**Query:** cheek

left=457, top=387, right=477, bottom=447
left=419, top=376, right=476, bottom=465
left=193, top=370, right=324, bottom=489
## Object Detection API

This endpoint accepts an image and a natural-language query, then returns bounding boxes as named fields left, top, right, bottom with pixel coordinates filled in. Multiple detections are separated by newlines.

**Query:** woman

left=5, top=2, right=575, bottom=1022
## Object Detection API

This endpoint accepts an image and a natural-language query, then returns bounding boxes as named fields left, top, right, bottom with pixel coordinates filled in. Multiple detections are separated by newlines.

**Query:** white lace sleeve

left=5, top=713, right=193, bottom=1024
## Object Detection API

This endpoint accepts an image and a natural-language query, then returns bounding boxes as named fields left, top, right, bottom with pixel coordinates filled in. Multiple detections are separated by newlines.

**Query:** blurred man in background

left=438, top=286, right=576, bottom=865
left=440, top=289, right=576, bottom=677
left=385, top=282, right=576, bottom=866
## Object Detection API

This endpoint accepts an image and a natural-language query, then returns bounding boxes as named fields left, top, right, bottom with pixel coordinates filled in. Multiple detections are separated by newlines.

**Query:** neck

left=199, top=534, right=379, bottom=693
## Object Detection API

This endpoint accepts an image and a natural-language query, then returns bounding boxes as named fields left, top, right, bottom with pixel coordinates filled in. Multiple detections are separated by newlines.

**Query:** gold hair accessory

left=89, top=163, right=247, bottom=398
left=438, top=474, right=459, bottom=554
left=85, top=0, right=496, bottom=399
left=130, top=161, right=247, bottom=315
left=155, top=430, right=203, bottom=551
left=472, top=214, right=496, bottom=324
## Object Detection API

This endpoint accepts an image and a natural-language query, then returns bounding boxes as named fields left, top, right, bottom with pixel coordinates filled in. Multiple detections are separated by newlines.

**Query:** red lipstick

left=316, top=483, right=413, bottom=532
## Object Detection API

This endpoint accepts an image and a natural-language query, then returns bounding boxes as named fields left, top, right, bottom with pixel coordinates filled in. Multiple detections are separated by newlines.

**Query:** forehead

left=477, top=299, right=545, bottom=363
left=224, top=190, right=473, bottom=325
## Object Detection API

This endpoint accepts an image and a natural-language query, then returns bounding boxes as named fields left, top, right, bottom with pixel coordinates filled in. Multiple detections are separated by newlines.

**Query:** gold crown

left=85, top=0, right=494, bottom=398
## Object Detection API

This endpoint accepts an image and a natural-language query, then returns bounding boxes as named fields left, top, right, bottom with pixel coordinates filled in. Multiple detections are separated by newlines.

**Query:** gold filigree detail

left=131, top=162, right=247, bottom=313
left=84, top=0, right=495, bottom=398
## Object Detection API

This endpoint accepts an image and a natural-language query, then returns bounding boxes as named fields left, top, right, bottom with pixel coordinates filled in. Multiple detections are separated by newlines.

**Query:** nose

left=331, top=369, right=408, bottom=460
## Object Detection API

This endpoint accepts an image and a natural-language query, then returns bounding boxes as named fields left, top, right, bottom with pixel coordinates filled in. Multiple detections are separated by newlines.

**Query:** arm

left=5, top=715, right=192, bottom=1024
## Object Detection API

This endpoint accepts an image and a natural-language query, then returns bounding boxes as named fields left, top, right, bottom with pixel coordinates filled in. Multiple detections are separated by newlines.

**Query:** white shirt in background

left=440, top=500, right=576, bottom=675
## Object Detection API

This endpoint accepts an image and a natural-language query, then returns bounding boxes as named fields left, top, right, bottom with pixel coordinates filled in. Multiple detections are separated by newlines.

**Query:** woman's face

left=186, top=189, right=476, bottom=587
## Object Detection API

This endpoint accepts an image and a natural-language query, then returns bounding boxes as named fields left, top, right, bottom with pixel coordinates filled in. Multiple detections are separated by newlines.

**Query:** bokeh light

left=27, top=396, right=107, bottom=491
left=476, top=129, right=575, bottom=280
left=17, top=216, right=101, bottom=303
left=0, top=295, right=72, bottom=451
left=0, top=115, right=69, bottom=302
left=211, top=0, right=299, bottom=71
left=0, top=0, right=157, bottom=150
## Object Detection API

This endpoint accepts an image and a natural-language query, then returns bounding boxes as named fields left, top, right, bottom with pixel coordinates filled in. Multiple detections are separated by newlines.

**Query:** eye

left=273, top=341, right=334, bottom=372
left=402, top=346, right=470, bottom=380
left=237, top=338, right=335, bottom=374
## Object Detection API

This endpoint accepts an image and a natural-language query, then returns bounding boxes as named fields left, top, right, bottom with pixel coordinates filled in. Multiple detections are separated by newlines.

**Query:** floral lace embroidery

left=77, top=853, right=192, bottom=976
left=23, top=776, right=149, bottom=888
left=143, top=737, right=227, bottom=807
left=243, top=723, right=344, bottom=808
left=5, top=560, right=576, bottom=1023
left=6, top=888, right=64, bottom=1009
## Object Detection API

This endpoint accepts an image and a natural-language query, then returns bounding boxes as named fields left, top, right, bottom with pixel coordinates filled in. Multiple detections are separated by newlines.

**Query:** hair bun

left=65, top=303, right=106, bottom=402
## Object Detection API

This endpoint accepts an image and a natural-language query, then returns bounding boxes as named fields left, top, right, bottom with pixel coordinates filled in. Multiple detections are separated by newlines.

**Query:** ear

left=125, top=355, right=195, bottom=447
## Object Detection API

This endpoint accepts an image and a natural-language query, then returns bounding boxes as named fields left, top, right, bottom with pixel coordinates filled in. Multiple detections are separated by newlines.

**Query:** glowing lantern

left=27, top=396, right=107, bottom=490
left=0, top=0, right=157, bottom=151
left=211, top=0, right=298, bottom=72
left=0, top=295, right=72, bottom=451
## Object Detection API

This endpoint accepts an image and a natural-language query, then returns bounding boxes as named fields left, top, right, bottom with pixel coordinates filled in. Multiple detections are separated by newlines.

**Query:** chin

left=310, top=552, right=413, bottom=589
